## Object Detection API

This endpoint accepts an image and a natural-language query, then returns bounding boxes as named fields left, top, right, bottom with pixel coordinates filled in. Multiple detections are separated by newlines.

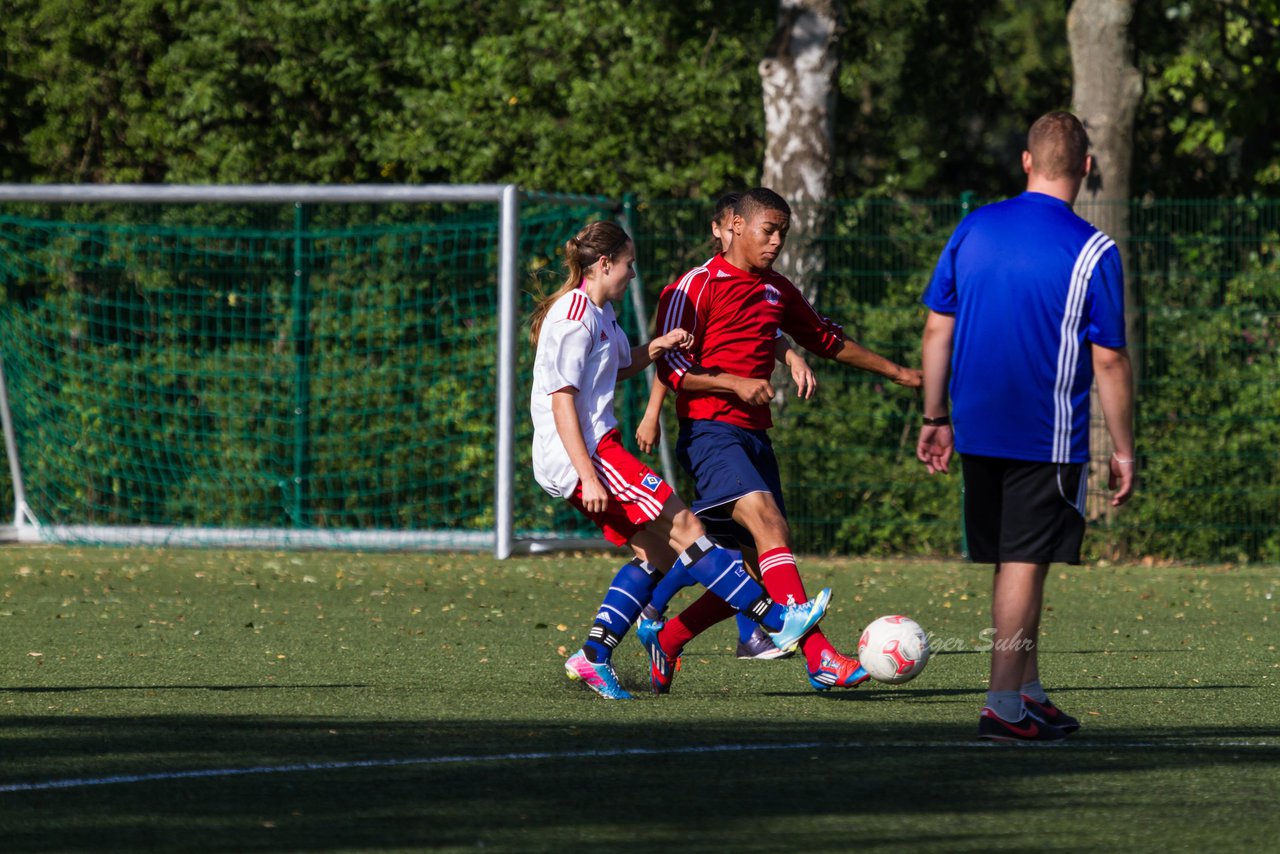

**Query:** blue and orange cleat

left=769, top=587, right=832, bottom=653
left=635, top=619, right=680, bottom=695
left=564, top=649, right=632, bottom=700
left=807, top=648, right=872, bottom=691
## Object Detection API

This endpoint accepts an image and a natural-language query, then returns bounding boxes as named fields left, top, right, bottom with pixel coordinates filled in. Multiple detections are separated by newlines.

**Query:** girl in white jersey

left=529, top=220, right=831, bottom=700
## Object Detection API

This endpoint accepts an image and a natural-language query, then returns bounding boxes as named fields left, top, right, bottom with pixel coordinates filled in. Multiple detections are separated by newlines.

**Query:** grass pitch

left=0, top=546, right=1277, bottom=851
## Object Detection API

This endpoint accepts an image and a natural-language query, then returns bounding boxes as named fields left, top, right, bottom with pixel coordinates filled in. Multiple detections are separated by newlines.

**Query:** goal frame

left=0, top=184, right=652, bottom=558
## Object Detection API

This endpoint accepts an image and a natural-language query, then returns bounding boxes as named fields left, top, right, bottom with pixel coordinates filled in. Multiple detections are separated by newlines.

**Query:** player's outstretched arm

left=618, top=328, right=694, bottom=382
left=1093, top=343, right=1136, bottom=506
left=832, top=336, right=922, bottom=388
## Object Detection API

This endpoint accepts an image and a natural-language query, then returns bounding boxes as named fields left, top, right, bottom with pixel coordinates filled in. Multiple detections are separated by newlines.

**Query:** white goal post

left=0, top=184, right=664, bottom=557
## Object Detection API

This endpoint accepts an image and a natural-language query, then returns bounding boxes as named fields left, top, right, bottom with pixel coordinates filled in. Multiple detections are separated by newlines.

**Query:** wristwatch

left=921, top=415, right=951, bottom=427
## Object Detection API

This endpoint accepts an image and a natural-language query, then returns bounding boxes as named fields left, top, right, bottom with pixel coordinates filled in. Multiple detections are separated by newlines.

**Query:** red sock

left=757, top=547, right=807, bottom=603
left=658, top=590, right=736, bottom=654
left=758, top=547, right=835, bottom=669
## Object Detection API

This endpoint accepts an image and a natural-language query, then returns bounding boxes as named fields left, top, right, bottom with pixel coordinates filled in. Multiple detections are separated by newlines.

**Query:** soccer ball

left=857, top=615, right=930, bottom=684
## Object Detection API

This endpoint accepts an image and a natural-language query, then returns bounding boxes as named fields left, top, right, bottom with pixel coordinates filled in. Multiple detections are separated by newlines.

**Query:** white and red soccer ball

left=857, top=615, right=930, bottom=684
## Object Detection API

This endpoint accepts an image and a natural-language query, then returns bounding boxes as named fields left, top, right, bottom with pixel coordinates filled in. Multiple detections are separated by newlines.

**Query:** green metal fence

left=631, top=198, right=1280, bottom=563
left=1, top=196, right=1275, bottom=562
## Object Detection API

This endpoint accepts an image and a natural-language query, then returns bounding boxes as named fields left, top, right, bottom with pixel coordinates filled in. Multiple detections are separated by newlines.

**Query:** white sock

left=986, top=690, right=1026, bottom=722
left=1021, top=679, right=1049, bottom=704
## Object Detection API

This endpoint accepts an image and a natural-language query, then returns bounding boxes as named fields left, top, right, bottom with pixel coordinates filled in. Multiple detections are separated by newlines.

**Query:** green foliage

left=1136, top=0, right=1280, bottom=195
left=1117, top=202, right=1280, bottom=561
left=4, top=0, right=1280, bottom=197
left=835, top=0, right=1071, bottom=197
left=0, top=0, right=774, bottom=196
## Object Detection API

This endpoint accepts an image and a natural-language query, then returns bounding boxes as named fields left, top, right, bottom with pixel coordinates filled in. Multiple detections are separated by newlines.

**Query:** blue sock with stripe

left=736, top=613, right=758, bottom=643
left=647, top=563, right=695, bottom=618
left=582, top=557, right=658, bottom=663
left=676, top=537, right=785, bottom=631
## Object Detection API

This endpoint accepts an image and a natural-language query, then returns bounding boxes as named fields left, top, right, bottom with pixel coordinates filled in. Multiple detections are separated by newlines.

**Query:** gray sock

left=986, top=689, right=1026, bottom=722
left=1021, top=679, right=1049, bottom=704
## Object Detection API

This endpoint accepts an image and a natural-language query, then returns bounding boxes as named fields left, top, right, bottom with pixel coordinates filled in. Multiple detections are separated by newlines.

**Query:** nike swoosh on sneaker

left=983, top=709, right=1039, bottom=738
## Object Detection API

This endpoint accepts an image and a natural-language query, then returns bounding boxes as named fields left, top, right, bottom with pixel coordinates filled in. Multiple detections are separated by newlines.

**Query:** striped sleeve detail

left=1052, top=230, right=1115, bottom=463
left=566, top=290, right=589, bottom=323
left=657, top=266, right=710, bottom=381
left=781, top=279, right=844, bottom=357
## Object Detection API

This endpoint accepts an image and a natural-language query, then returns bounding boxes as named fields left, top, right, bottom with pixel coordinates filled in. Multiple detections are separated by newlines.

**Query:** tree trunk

left=760, top=0, right=838, bottom=405
left=759, top=0, right=838, bottom=305
left=1068, top=0, right=1142, bottom=533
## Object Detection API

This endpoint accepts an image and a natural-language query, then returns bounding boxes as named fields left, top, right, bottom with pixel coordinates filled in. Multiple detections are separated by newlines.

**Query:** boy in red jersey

left=637, top=187, right=922, bottom=693
left=635, top=192, right=817, bottom=660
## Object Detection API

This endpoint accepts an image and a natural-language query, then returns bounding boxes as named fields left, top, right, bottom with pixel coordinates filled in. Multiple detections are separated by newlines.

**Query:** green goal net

left=0, top=187, right=635, bottom=553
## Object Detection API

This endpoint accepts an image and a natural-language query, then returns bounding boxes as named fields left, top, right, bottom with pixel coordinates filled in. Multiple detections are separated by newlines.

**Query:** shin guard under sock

left=583, top=557, right=658, bottom=663
left=675, top=536, right=786, bottom=629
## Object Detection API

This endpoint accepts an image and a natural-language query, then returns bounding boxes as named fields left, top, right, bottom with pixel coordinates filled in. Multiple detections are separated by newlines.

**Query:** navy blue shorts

left=676, top=420, right=786, bottom=550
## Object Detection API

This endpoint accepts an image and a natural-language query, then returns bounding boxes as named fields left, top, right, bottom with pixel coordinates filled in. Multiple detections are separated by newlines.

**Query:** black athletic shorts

left=961, top=454, right=1088, bottom=565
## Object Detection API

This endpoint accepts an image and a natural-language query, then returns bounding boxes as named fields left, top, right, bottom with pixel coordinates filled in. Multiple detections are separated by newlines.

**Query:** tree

left=1068, top=0, right=1142, bottom=524
left=759, top=0, right=839, bottom=301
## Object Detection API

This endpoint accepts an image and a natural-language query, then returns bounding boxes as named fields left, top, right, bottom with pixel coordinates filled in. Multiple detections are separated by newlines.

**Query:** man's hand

left=893, top=365, right=924, bottom=388
left=733, top=377, right=775, bottom=406
left=916, top=424, right=954, bottom=475
left=787, top=352, right=817, bottom=400
left=1108, top=453, right=1136, bottom=507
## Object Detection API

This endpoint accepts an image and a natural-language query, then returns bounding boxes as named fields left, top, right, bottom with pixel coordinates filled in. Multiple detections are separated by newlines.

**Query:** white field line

left=1, top=739, right=1276, bottom=794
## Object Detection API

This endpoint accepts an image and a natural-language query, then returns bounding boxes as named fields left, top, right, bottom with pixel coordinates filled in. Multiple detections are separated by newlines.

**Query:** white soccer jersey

left=530, top=287, right=633, bottom=497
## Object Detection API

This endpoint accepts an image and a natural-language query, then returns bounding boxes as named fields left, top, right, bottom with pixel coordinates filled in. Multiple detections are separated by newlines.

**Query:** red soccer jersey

left=655, top=254, right=846, bottom=429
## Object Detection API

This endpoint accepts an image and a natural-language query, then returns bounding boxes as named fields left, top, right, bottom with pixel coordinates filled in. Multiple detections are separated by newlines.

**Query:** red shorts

left=567, top=430, right=674, bottom=546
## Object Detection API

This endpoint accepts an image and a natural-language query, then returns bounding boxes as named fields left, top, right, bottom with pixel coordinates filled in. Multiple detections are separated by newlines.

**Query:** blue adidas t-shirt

left=922, top=192, right=1126, bottom=463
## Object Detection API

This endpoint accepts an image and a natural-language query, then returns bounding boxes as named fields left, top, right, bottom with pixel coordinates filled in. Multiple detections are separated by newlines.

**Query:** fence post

left=620, top=193, right=678, bottom=487
left=0, top=353, right=30, bottom=531
left=291, top=201, right=312, bottom=527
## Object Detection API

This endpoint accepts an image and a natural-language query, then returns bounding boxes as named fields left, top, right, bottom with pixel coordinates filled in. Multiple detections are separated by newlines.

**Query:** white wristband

left=1112, top=452, right=1136, bottom=465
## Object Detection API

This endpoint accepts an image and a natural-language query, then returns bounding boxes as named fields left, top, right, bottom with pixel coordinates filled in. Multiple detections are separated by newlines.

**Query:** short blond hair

left=1027, top=111, right=1090, bottom=180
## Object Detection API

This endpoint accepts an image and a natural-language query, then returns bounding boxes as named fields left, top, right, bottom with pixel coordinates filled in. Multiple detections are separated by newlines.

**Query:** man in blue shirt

left=916, top=111, right=1136, bottom=742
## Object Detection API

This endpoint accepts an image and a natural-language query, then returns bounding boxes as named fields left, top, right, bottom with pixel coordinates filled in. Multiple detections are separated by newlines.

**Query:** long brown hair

left=529, top=220, right=632, bottom=346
